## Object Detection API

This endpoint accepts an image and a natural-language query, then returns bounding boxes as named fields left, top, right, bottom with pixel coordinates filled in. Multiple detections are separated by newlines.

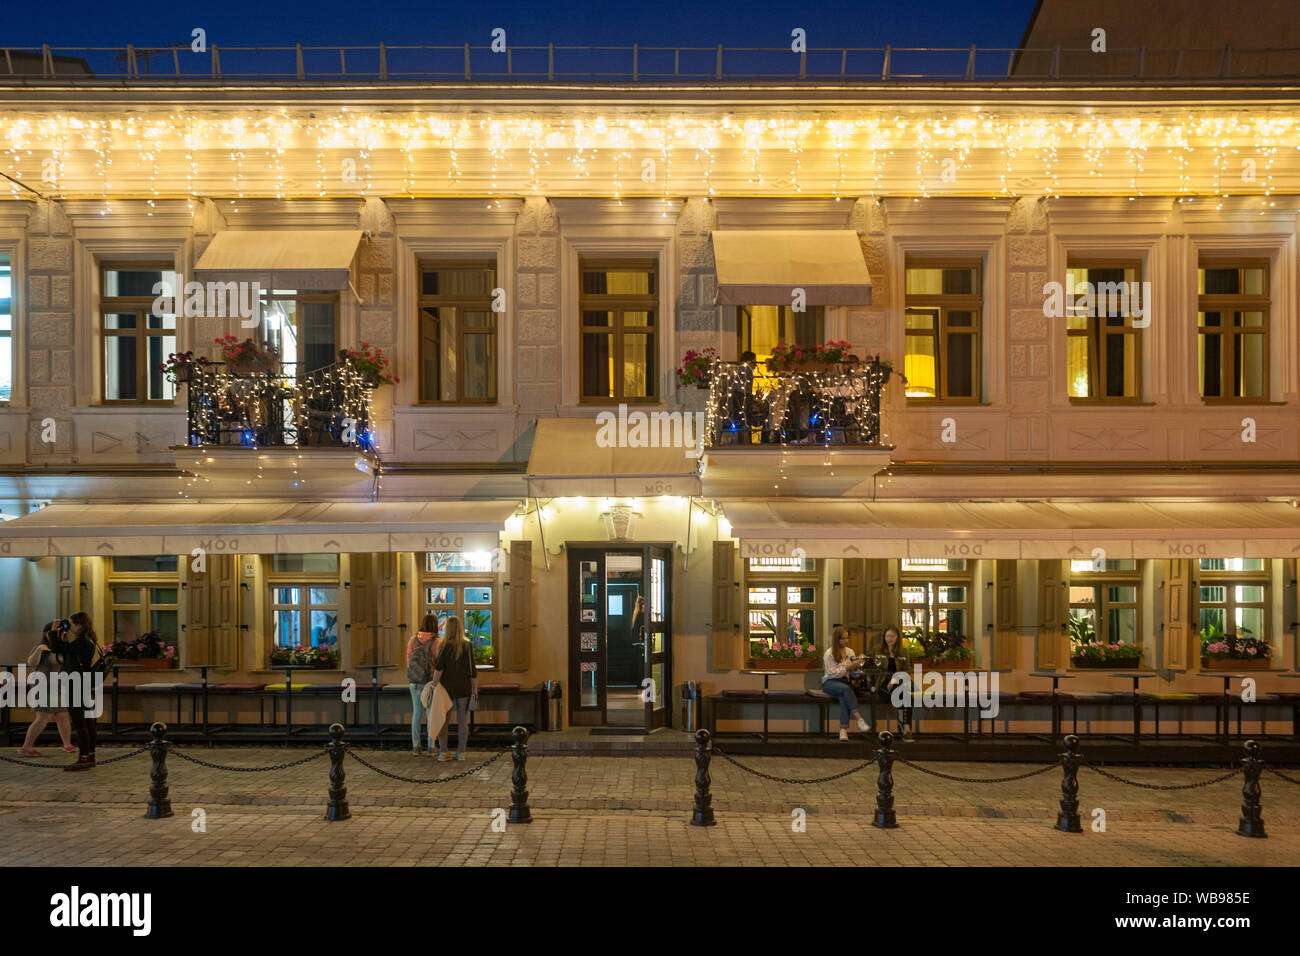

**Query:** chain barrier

left=1084, top=762, right=1239, bottom=791
left=169, top=748, right=327, bottom=773
left=345, top=747, right=508, bottom=784
left=894, top=755, right=1059, bottom=784
left=0, top=747, right=148, bottom=769
left=710, top=745, right=875, bottom=784
left=1265, top=767, right=1300, bottom=786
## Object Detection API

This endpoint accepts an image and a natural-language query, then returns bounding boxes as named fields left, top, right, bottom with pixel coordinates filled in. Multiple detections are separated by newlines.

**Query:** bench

left=706, top=689, right=841, bottom=739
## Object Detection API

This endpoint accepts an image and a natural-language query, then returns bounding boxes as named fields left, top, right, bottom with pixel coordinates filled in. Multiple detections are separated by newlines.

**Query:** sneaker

left=437, top=752, right=453, bottom=762
left=856, top=716, right=871, bottom=733
left=456, top=753, right=466, bottom=762
left=838, top=729, right=849, bottom=742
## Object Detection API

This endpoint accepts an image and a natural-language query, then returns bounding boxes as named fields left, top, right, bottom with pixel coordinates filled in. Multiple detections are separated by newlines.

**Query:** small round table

left=741, top=669, right=781, bottom=741
left=1201, top=672, right=1248, bottom=743
left=1029, top=671, right=1076, bottom=741
left=1111, top=671, right=1158, bottom=743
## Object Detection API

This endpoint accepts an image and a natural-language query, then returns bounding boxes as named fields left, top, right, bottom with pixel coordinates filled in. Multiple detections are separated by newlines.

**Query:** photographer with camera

left=17, top=621, right=77, bottom=756
left=58, top=612, right=101, bottom=771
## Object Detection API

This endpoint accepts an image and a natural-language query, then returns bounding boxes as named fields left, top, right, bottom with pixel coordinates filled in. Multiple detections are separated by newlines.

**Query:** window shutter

left=1036, top=559, right=1065, bottom=669
left=348, top=553, right=375, bottom=668
left=1162, top=559, right=1192, bottom=670
left=841, top=559, right=866, bottom=631
left=994, top=559, right=1018, bottom=669
left=374, top=552, right=401, bottom=668
left=505, top=540, right=532, bottom=671
left=208, top=554, right=239, bottom=667
left=184, top=555, right=210, bottom=665
left=711, top=541, right=737, bottom=670
left=56, top=556, right=79, bottom=619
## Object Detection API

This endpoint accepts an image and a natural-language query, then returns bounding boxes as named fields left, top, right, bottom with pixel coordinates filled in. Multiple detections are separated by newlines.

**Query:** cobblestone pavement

left=1, top=746, right=1296, bottom=865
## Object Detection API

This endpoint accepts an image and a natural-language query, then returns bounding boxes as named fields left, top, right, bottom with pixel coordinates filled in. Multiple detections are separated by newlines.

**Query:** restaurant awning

left=193, top=229, right=364, bottom=291
left=720, top=500, right=1300, bottom=560
left=711, top=230, right=872, bottom=306
left=525, top=418, right=702, bottom=497
left=0, top=500, right=519, bottom=558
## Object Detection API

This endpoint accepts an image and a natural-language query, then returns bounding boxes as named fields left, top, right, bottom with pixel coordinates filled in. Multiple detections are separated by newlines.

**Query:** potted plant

left=766, top=340, right=854, bottom=374
left=746, top=614, right=820, bottom=670
left=923, top=631, right=974, bottom=671
left=1070, top=641, right=1143, bottom=668
left=1200, top=625, right=1272, bottom=670
left=466, top=608, right=496, bottom=668
left=269, top=643, right=339, bottom=669
left=159, top=350, right=210, bottom=385
left=110, top=631, right=178, bottom=669
left=676, top=348, right=719, bottom=389
left=216, top=334, right=279, bottom=374
left=342, top=343, right=399, bottom=388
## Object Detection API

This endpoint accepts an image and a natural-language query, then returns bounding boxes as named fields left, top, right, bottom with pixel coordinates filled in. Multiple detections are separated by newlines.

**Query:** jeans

left=437, top=697, right=471, bottom=755
left=822, top=679, right=860, bottom=727
left=409, top=683, right=429, bottom=751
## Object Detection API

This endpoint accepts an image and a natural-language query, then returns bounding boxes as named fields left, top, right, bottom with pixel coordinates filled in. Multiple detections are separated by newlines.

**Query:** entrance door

left=567, top=545, right=673, bottom=729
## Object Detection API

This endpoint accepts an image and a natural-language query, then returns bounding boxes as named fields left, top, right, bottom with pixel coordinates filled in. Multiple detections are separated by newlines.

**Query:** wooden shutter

left=1162, top=559, right=1192, bottom=670
left=505, top=540, right=532, bottom=671
left=56, top=556, right=79, bottom=618
left=208, top=553, right=238, bottom=667
left=864, top=559, right=892, bottom=647
left=994, top=559, right=1018, bottom=669
left=183, top=555, right=210, bottom=665
left=711, top=540, right=737, bottom=670
left=374, top=552, right=400, bottom=668
left=1036, top=559, right=1065, bottom=669
left=841, top=559, right=866, bottom=631
left=348, top=553, right=376, bottom=668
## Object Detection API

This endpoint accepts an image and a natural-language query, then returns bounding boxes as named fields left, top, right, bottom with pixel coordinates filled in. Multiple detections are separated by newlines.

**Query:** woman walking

left=432, top=616, right=478, bottom=761
left=407, top=614, right=441, bottom=756
left=61, top=612, right=100, bottom=771
left=18, top=622, right=76, bottom=756
left=822, top=626, right=872, bottom=741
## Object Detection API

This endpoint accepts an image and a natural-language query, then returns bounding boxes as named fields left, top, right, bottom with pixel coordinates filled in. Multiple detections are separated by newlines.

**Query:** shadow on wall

left=0, top=556, right=57, bottom=661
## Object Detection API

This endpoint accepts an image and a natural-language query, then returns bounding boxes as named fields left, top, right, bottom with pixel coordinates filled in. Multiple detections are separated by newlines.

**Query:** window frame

left=1064, top=258, right=1145, bottom=403
left=266, top=557, right=341, bottom=651
left=416, top=259, right=499, bottom=405
left=421, top=552, right=500, bottom=670
left=742, top=557, right=822, bottom=659
left=903, top=256, right=983, bottom=403
left=106, top=556, right=180, bottom=648
left=1196, top=559, right=1270, bottom=644
left=258, top=289, right=341, bottom=379
left=100, top=260, right=177, bottom=406
left=1196, top=258, right=1270, bottom=403
left=737, top=304, right=826, bottom=359
left=898, top=559, right=972, bottom=640
left=1067, top=561, right=1142, bottom=646
left=578, top=257, right=659, bottom=404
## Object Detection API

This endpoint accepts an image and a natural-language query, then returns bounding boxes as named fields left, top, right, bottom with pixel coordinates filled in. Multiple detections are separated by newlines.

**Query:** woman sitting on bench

left=875, top=626, right=914, bottom=742
left=822, top=626, right=871, bottom=741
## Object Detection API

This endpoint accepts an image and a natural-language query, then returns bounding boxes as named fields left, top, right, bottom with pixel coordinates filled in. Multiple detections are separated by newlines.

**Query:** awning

left=0, top=500, right=518, bottom=558
left=711, top=230, right=872, bottom=306
left=721, top=500, right=1300, bottom=560
left=194, top=229, right=363, bottom=291
left=525, top=418, right=702, bottom=497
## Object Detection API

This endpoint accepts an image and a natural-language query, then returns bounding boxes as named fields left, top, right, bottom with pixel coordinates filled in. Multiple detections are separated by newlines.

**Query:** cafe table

left=740, top=669, right=781, bottom=741
left=1200, top=672, right=1249, bottom=743
left=352, top=663, right=399, bottom=737
left=1028, top=671, right=1076, bottom=741
left=180, top=664, right=236, bottom=734
left=1111, top=671, right=1158, bottom=744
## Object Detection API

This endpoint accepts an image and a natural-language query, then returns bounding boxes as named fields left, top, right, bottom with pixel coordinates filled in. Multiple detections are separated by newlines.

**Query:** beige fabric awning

left=721, top=500, right=1300, bottom=560
left=711, top=230, right=872, bottom=306
left=525, top=418, right=702, bottom=497
left=0, top=500, right=518, bottom=558
left=194, top=229, right=363, bottom=291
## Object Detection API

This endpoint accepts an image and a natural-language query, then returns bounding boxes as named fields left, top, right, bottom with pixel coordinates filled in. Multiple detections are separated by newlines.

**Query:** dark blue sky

left=4, top=0, right=1040, bottom=48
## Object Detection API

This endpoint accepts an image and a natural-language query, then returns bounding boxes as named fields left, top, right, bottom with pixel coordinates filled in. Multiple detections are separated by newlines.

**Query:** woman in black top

left=60, top=611, right=100, bottom=771
left=874, top=626, right=914, bottom=741
left=18, top=622, right=77, bottom=755
left=432, top=616, right=478, bottom=762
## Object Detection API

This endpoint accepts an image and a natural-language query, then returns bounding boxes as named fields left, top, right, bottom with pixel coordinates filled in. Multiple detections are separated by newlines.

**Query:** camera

left=51, top=618, right=71, bottom=638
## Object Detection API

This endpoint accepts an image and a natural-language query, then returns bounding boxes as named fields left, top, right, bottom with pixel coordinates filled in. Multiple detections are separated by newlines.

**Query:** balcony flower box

left=1202, top=656, right=1271, bottom=671
left=745, top=657, right=819, bottom=672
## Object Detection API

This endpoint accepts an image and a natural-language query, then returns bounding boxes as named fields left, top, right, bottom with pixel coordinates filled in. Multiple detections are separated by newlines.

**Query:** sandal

left=62, top=745, right=77, bottom=753
left=18, top=747, right=40, bottom=756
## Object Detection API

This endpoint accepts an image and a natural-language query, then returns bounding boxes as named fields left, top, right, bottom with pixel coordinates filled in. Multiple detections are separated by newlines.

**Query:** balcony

left=701, top=360, right=896, bottom=493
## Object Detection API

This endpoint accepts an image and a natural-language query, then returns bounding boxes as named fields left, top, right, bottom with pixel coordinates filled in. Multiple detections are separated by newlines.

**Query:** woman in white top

left=822, top=626, right=872, bottom=741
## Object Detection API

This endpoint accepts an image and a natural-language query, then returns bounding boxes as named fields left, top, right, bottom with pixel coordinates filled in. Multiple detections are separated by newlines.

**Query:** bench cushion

left=262, top=683, right=310, bottom=692
left=764, top=689, right=810, bottom=699
left=1020, top=690, right=1074, bottom=701
left=212, top=683, right=267, bottom=692
left=171, top=682, right=210, bottom=691
left=479, top=683, right=522, bottom=692
left=1143, top=692, right=1199, bottom=701
left=1067, top=691, right=1119, bottom=703
left=719, top=689, right=765, bottom=699
left=136, top=682, right=183, bottom=692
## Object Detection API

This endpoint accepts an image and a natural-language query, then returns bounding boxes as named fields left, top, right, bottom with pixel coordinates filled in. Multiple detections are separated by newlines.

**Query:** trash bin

left=681, top=680, right=701, bottom=732
left=543, top=680, right=563, bottom=731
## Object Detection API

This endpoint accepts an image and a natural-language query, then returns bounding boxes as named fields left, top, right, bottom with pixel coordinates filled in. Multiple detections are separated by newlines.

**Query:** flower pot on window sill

left=173, top=364, right=196, bottom=385
left=744, top=657, right=819, bottom=671
left=1071, top=657, right=1141, bottom=669
left=1201, top=656, right=1271, bottom=671
left=925, top=658, right=974, bottom=671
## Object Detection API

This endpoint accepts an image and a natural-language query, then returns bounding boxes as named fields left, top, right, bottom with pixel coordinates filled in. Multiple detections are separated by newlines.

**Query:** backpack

left=90, top=643, right=115, bottom=676
left=406, top=638, right=434, bottom=683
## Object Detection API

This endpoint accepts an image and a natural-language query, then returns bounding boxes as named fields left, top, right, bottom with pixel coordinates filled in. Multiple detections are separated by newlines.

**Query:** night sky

left=4, top=0, right=1040, bottom=50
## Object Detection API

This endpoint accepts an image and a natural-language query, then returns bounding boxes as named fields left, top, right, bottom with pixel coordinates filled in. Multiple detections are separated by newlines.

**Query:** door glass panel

left=651, top=558, right=665, bottom=623
left=580, top=561, right=598, bottom=605
left=652, top=662, right=664, bottom=709
left=580, top=662, right=599, bottom=707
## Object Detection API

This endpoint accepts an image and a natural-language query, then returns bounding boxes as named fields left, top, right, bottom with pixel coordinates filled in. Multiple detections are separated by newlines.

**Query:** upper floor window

left=102, top=262, right=176, bottom=403
left=1066, top=261, right=1143, bottom=401
left=260, top=290, right=338, bottom=377
left=0, top=253, right=10, bottom=402
left=1198, top=261, right=1268, bottom=401
left=904, top=259, right=981, bottom=401
left=738, top=305, right=824, bottom=368
left=580, top=259, right=657, bottom=402
left=418, top=262, right=498, bottom=404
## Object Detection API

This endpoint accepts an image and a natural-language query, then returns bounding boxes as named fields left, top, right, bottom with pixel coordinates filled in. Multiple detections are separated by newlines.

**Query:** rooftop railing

left=2, top=43, right=1298, bottom=84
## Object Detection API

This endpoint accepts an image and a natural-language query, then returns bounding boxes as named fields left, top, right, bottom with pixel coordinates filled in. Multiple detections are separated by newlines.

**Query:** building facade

left=2, top=18, right=1300, bottom=734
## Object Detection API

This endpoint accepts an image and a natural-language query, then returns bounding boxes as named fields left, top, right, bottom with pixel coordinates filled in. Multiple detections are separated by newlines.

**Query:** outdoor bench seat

left=211, top=683, right=268, bottom=692
left=707, top=689, right=837, bottom=737
left=261, top=682, right=311, bottom=692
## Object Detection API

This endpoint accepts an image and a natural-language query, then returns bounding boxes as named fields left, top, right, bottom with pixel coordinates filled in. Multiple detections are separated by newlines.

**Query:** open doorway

left=568, top=545, right=672, bottom=730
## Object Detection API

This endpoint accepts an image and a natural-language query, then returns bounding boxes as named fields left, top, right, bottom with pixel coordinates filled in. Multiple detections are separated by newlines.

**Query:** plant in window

left=1066, top=615, right=1097, bottom=646
left=343, top=342, right=399, bottom=387
left=159, top=350, right=211, bottom=385
left=899, top=636, right=926, bottom=660
left=676, top=348, right=718, bottom=388
left=216, top=334, right=279, bottom=372
left=1201, top=630, right=1271, bottom=661
left=766, top=340, right=853, bottom=372
left=465, top=608, right=495, bottom=666
left=749, top=634, right=818, bottom=660
left=269, top=643, right=340, bottom=668
left=109, top=631, right=177, bottom=667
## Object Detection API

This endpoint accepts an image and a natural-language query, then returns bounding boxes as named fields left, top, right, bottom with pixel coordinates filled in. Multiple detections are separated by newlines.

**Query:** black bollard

left=1055, top=734, right=1083, bottom=833
left=690, top=728, right=716, bottom=827
left=145, top=721, right=173, bottom=820
left=1237, top=739, right=1266, bottom=839
left=509, top=725, right=532, bottom=824
left=324, top=723, right=350, bottom=822
left=872, top=730, right=898, bottom=829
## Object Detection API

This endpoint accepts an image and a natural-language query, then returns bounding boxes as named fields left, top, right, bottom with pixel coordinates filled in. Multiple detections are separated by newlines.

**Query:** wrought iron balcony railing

left=705, top=359, right=895, bottom=449
left=182, top=360, right=376, bottom=451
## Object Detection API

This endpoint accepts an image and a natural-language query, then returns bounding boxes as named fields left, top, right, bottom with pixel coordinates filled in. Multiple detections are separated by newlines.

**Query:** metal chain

left=0, top=747, right=148, bottom=768
left=1266, top=767, right=1300, bottom=786
left=1085, top=763, right=1239, bottom=791
left=345, top=748, right=507, bottom=784
left=894, top=755, right=1059, bottom=783
left=710, top=747, right=875, bottom=784
left=169, top=748, right=326, bottom=772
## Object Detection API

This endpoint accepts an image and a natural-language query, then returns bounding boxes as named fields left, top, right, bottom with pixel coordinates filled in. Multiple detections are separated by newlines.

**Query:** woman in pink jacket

left=407, top=615, right=441, bottom=756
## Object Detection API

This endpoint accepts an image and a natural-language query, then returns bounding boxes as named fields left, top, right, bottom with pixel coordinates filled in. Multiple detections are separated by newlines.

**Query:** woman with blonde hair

left=431, top=615, right=478, bottom=761
left=822, top=625, right=871, bottom=741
